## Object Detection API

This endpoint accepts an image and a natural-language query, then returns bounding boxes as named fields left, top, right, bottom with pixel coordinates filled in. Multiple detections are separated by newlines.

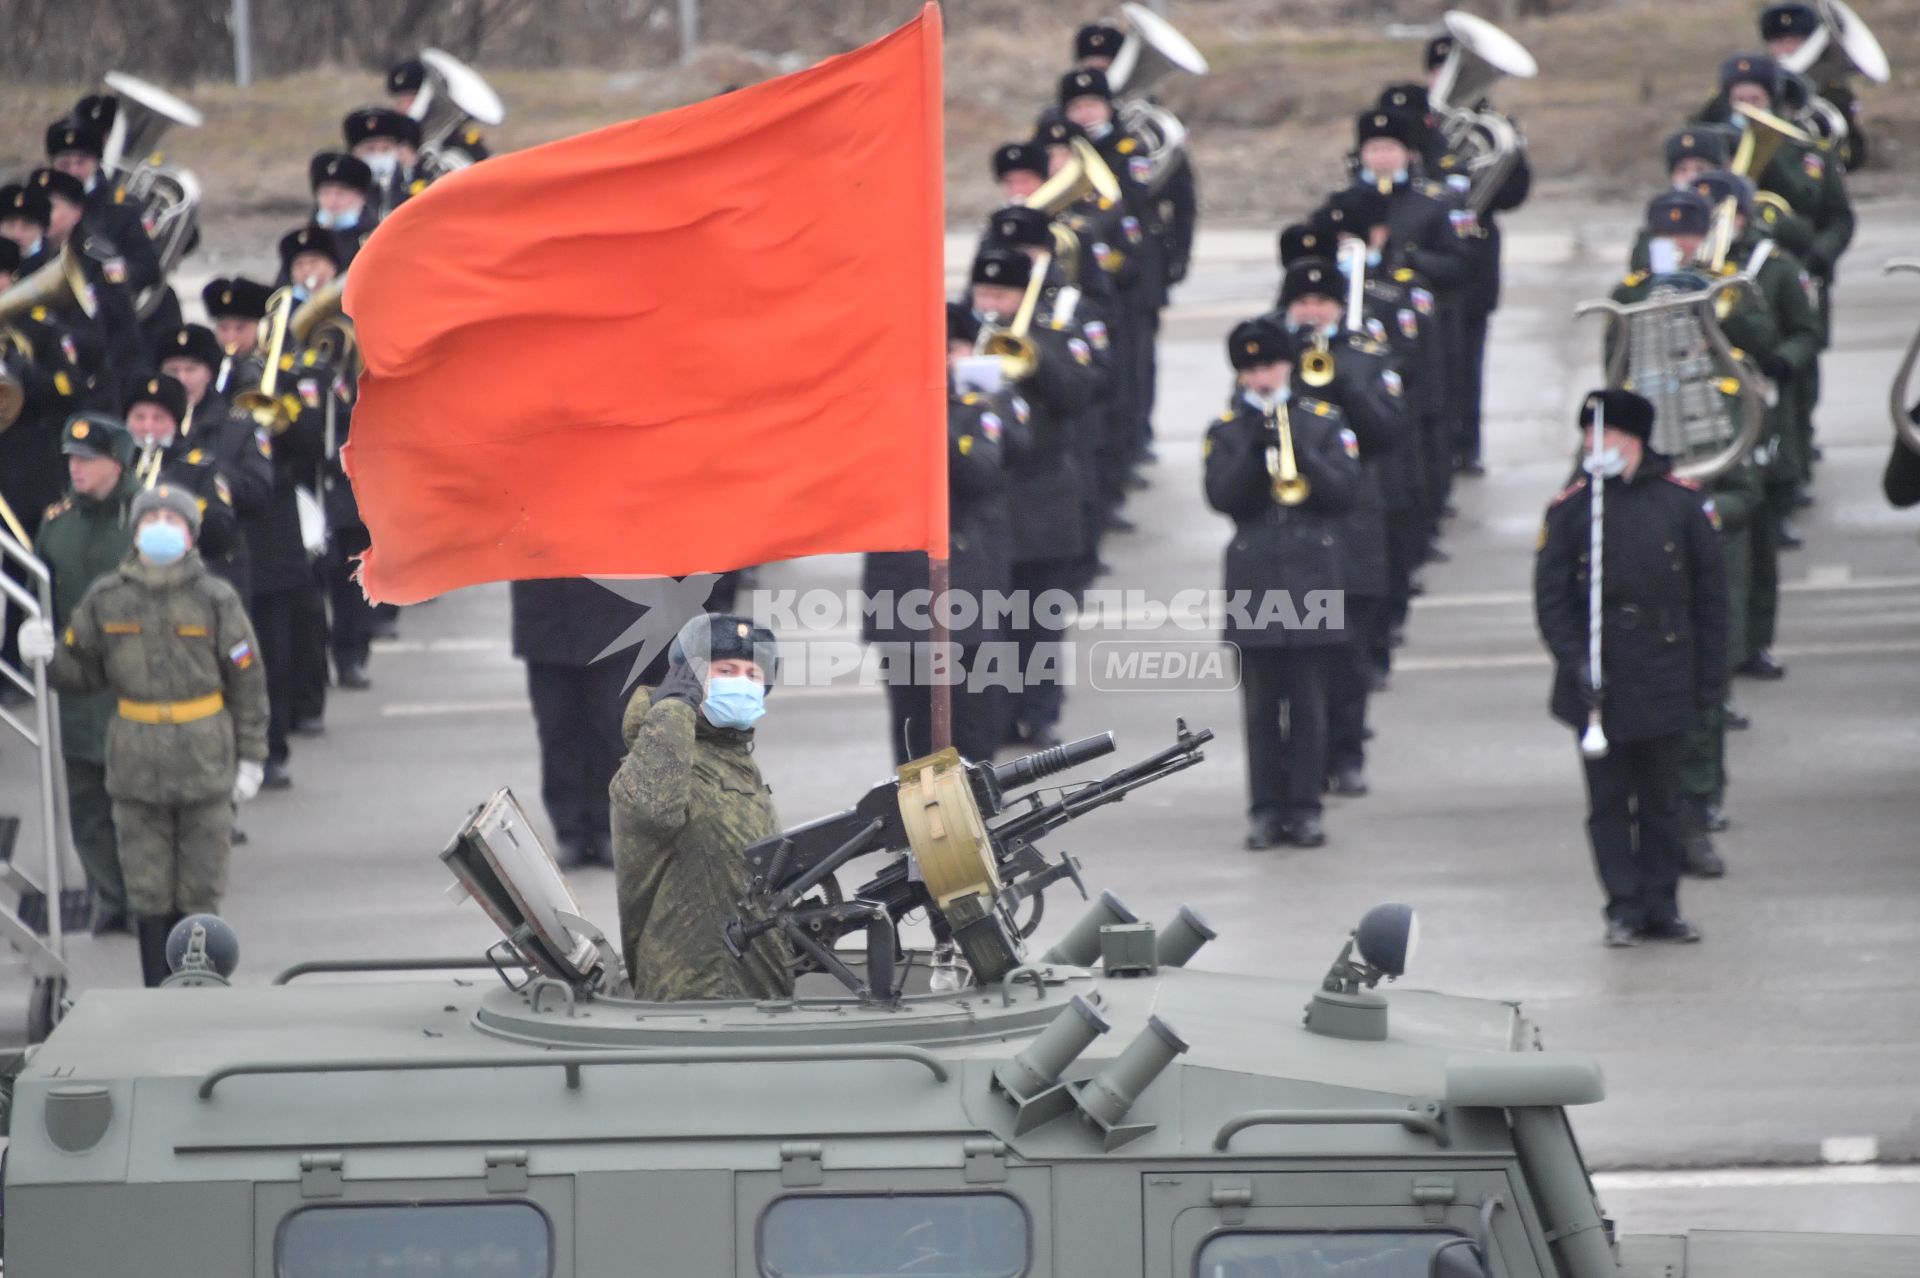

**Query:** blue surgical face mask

left=1322, top=321, right=1341, bottom=340
left=1085, top=119, right=1113, bottom=141
left=136, top=520, right=190, bottom=565
left=315, top=206, right=361, bottom=231
left=1366, top=247, right=1383, bottom=268
left=1590, top=445, right=1627, bottom=478
left=23, top=236, right=43, bottom=259
left=1360, top=167, right=1408, bottom=188
left=702, top=675, right=767, bottom=730
left=364, top=152, right=399, bottom=182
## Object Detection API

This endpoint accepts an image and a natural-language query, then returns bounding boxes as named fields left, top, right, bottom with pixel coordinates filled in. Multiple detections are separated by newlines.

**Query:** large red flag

left=343, top=6, right=945, bottom=604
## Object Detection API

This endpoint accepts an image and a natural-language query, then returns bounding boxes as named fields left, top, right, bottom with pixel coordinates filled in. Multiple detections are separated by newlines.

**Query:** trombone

left=232, top=287, right=297, bottom=434
left=1264, top=398, right=1309, bottom=507
left=974, top=250, right=1052, bottom=383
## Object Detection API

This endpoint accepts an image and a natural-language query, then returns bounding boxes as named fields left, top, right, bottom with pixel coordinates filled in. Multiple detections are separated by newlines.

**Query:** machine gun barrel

left=992, top=722, right=1213, bottom=849
left=992, top=733, right=1115, bottom=790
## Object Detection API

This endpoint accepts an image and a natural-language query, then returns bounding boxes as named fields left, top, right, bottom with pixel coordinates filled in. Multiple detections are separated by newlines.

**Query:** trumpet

left=1264, top=400, right=1310, bottom=507
left=232, top=286, right=297, bottom=434
left=974, top=250, right=1052, bottom=383
left=1299, top=330, right=1336, bottom=389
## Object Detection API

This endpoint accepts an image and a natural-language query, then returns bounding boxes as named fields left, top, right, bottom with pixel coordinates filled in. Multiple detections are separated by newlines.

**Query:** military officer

left=272, top=224, right=374, bottom=695
left=387, top=57, right=491, bottom=164
left=983, top=205, right=1117, bottom=588
left=1665, top=127, right=1734, bottom=190
left=343, top=106, right=425, bottom=216
left=865, top=304, right=1020, bottom=765
left=1533, top=390, right=1728, bottom=947
left=22, top=167, right=145, bottom=383
left=22, top=482, right=269, bottom=985
left=0, top=237, right=87, bottom=550
left=1760, top=2, right=1867, bottom=169
left=610, top=613, right=792, bottom=1000
left=120, top=372, right=241, bottom=586
left=1206, top=318, right=1361, bottom=851
left=969, top=247, right=1096, bottom=748
left=156, top=324, right=275, bottom=609
left=200, top=276, right=271, bottom=400
left=43, top=119, right=161, bottom=302
left=309, top=152, right=378, bottom=260
left=1270, top=259, right=1409, bottom=798
left=31, top=414, right=140, bottom=931
left=1056, top=71, right=1166, bottom=464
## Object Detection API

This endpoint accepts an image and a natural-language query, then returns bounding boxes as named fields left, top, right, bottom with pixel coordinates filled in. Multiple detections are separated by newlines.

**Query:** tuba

left=99, top=73, right=205, bottom=320
left=1779, top=0, right=1890, bottom=88
left=1427, top=11, right=1537, bottom=215
left=1574, top=273, right=1765, bottom=484
left=1883, top=259, right=1920, bottom=454
left=1105, top=3, right=1209, bottom=195
left=409, top=49, right=506, bottom=181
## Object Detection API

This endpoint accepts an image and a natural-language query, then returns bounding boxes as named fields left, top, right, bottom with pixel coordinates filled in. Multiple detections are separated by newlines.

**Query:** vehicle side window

left=1196, top=1230, right=1471, bottom=1278
left=276, top=1201, right=552, bottom=1278
left=760, top=1192, right=1028, bottom=1278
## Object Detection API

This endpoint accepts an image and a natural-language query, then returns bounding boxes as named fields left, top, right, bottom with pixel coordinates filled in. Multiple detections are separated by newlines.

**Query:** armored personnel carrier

left=4, top=725, right=1915, bottom=1276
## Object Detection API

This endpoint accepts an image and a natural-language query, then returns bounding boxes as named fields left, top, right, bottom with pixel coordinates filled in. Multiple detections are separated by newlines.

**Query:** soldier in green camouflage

left=21, top=482, right=270, bottom=985
left=609, top=613, right=794, bottom=1001
left=33, top=413, right=141, bottom=932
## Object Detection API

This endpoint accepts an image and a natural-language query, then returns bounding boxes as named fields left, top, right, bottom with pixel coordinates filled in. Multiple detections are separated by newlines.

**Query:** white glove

left=17, top=619, right=57, bottom=666
left=232, top=760, right=265, bottom=805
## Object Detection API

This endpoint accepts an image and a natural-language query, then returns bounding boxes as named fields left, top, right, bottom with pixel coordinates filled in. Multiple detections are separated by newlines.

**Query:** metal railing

left=0, top=524, right=74, bottom=996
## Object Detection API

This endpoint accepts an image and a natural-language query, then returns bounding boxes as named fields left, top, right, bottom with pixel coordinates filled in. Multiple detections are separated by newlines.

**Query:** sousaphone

left=1427, top=11, right=1537, bottom=214
left=410, top=49, right=507, bottom=180
left=1780, top=0, right=1890, bottom=86
left=1105, top=4, right=1209, bottom=194
left=99, top=72, right=205, bottom=320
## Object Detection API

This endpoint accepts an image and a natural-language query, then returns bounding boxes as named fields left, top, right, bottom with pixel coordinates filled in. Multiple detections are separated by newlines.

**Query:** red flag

left=343, top=6, right=946, bottom=604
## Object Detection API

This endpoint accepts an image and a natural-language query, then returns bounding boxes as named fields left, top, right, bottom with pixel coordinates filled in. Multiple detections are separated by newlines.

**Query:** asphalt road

left=3, top=199, right=1917, bottom=1236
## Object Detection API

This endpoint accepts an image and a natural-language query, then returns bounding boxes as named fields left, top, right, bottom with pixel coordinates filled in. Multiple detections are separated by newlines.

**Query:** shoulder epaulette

left=1622, top=270, right=1648, bottom=287
left=1117, top=137, right=1137, bottom=155
left=1663, top=473, right=1700, bottom=490
left=961, top=392, right=983, bottom=405
left=1097, top=196, right=1114, bottom=211
left=1421, top=180, right=1446, bottom=198
left=463, top=127, right=481, bottom=145
left=1392, top=267, right=1414, bottom=283
left=409, top=178, right=427, bottom=196
left=1299, top=396, right=1334, bottom=418
left=44, top=497, right=72, bottom=521
left=1346, top=336, right=1386, bottom=356
left=185, top=448, right=205, bottom=464
left=113, top=186, right=127, bottom=204
left=1216, top=410, right=1236, bottom=424
left=1548, top=477, right=1589, bottom=507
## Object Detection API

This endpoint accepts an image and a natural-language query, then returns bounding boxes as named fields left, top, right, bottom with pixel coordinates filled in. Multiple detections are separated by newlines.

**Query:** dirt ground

left=0, top=0, right=1914, bottom=263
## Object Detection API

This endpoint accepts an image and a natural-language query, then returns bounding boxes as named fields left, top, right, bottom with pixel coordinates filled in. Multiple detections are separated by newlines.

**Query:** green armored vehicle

left=3, top=725, right=1915, bottom=1277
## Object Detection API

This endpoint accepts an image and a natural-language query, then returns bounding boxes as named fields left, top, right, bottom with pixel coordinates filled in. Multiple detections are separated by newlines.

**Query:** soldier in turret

left=609, top=613, right=794, bottom=1001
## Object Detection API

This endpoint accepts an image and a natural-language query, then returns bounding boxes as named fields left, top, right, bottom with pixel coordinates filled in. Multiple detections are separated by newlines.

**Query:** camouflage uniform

left=47, top=548, right=269, bottom=916
left=609, top=688, right=794, bottom=1001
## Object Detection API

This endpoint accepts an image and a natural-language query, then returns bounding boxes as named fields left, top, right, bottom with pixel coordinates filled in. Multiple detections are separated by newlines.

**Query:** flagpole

left=929, top=554, right=952, bottom=750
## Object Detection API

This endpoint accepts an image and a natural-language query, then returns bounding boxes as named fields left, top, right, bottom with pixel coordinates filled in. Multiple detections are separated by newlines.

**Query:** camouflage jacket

left=609, top=689, right=794, bottom=1002
left=34, top=471, right=140, bottom=764
left=48, top=550, right=269, bottom=804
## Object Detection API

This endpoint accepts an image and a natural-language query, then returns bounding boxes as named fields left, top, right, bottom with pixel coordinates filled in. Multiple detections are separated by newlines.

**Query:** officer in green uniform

left=1692, top=53, right=1852, bottom=530
left=610, top=613, right=794, bottom=1001
left=1761, top=3, right=1869, bottom=170
left=31, top=414, right=139, bottom=931
left=1692, top=171, right=1821, bottom=687
left=21, top=482, right=269, bottom=985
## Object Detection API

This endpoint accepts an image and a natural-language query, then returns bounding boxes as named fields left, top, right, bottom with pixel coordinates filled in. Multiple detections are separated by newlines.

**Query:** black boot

left=1681, top=797, right=1726, bottom=878
left=135, top=915, right=175, bottom=988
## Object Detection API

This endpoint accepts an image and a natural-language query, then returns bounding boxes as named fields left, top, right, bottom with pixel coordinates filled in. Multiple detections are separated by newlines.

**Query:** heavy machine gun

left=724, top=721, right=1212, bottom=1000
